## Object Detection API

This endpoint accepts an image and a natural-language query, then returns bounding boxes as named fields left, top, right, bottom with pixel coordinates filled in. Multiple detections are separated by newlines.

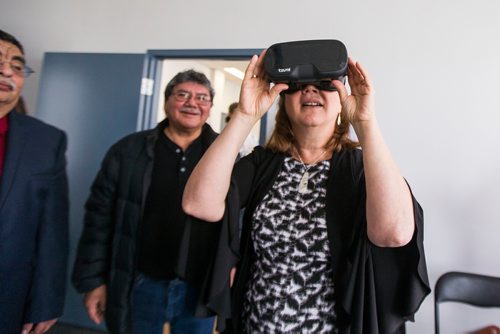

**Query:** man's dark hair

left=163, top=69, right=215, bottom=102
left=226, top=102, right=239, bottom=122
left=0, top=29, right=25, bottom=55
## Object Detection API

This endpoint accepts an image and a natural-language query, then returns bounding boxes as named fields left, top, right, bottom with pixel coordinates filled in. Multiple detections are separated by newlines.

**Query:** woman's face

left=283, top=84, right=341, bottom=130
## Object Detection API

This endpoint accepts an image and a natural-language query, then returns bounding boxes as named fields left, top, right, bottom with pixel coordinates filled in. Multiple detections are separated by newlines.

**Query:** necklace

left=294, top=146, right=327, bottom=194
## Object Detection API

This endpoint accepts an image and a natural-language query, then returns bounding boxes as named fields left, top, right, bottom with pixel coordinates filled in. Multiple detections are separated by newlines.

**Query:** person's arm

left=333, top=58, right=414, bottom=247
left=23, top=131, right=69, bottom=332
left=71, top=142, right=121, bottom=315
left=84, top=285, right=107, bottom=324
left=182, top=51, right=287, bottom=222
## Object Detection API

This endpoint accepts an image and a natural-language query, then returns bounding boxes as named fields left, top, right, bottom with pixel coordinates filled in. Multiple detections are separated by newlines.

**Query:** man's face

left=0, top=40, right=25, bottom=110
left=164, top=81, right=212, bottom=133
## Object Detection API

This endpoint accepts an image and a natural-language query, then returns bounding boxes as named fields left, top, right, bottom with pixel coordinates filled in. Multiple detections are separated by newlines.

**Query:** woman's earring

left=337, top=113, right=342, bottom=126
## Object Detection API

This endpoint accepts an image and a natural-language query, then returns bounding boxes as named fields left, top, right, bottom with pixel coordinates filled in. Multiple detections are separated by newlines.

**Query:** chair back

left=434, top=271, right=500, bottom=334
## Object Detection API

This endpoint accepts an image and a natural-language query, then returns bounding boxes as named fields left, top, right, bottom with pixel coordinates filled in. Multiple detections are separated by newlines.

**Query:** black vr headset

left=263, top=39, right=348, bottom=93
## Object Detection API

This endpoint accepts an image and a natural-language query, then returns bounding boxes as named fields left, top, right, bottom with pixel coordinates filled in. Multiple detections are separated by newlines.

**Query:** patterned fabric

left=242, top=156, right=337, bottom=333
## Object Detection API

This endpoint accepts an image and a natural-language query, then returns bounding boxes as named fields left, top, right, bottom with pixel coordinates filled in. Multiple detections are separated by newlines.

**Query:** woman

left=183, top=49, right=430, bottom=333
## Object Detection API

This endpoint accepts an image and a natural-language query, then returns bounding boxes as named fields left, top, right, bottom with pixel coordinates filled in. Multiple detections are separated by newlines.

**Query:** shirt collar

left=0, top=115, right=8, bottom=135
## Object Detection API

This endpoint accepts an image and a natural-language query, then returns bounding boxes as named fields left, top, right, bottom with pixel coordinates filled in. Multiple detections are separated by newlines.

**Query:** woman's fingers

left=332, top=78, right=348, bottom=103
left=253, top=49, right=267, bottom=78
left=244, top=49, right=267, bottom=81
left=243, top=54, right=259, bottom=81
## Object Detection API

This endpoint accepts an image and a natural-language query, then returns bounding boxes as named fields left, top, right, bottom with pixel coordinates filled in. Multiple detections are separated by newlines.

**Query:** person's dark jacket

left=200, top=146, right=430, bottom=334
left=0, top=111, right=69, bottom=333
left=72, top=119, right=218, bottom=334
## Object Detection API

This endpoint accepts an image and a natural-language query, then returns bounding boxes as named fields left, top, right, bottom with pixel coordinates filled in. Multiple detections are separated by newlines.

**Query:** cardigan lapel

left=0, top=111, right=28, bottom=212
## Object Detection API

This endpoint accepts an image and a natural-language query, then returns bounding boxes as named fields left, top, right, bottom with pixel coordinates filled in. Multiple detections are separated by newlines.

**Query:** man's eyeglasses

left=171, top=90, right=212, bottom=105
left=0, top=60, right=35, bottom=78
left=282, top=81, right=337, bottom=95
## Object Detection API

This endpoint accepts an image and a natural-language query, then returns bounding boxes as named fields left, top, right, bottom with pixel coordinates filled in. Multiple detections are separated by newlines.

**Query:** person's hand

left=238, top=49, right=288, bottom=121
left=84, top=284, right=107, bottom=324
left=332, top=57, right=375, bottom=127
left=22, top=318, right=57, bottom=334
left=230, top=267, right=237, bottom=287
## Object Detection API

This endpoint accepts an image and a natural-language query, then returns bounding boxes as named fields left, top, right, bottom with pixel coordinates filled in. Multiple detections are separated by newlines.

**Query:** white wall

left=3, top=0, right=500, bottom=331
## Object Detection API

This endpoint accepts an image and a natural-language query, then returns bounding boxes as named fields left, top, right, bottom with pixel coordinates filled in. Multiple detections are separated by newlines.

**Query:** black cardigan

left=198, top=146, right=430, bottom=334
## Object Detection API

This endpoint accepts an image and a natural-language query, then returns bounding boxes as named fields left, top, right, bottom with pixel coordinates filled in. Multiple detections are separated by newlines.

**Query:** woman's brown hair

left=266, top=96, right=359, bottom=153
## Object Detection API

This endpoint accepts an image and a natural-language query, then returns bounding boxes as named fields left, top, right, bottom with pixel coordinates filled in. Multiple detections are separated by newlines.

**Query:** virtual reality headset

left=263, top=39, right=348, bottom=89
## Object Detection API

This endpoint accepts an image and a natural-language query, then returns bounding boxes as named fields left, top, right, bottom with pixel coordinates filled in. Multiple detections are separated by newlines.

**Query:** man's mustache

left=0, top=77, right=17, bottom=91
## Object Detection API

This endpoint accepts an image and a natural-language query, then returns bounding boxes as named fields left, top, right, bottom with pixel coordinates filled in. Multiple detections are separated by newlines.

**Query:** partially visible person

left=15, top=95, right=28, bottom=114
left=72, top=69, right=220, bottom=334
left=225, top=102, right=259, bottom=156
left=0, top=29, right=69, bottom=334
left=183, top=48, right=430, bottom=333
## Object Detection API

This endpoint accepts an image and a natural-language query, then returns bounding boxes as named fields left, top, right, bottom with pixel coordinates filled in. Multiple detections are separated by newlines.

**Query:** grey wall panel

left=36, top=52, right=145, bottom=329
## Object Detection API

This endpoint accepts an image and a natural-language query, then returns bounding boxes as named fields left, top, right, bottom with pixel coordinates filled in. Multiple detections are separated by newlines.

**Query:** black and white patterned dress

left=242, top=156, right=337, bottom=333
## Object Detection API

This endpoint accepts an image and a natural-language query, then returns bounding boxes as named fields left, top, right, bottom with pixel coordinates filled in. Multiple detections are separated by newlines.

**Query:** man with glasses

left=73, top=70, right=219, bottom=333
left=0, top=29, right=69, bottom=334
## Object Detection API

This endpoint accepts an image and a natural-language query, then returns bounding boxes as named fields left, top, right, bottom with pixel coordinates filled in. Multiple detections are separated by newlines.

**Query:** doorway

left=144, top=49, right=271, bottom=145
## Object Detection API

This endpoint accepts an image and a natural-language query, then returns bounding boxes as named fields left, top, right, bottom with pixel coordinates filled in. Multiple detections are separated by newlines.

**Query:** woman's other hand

left=238, top=50, right=288, bottom=121
left=332, top=57, right=375, bottom=127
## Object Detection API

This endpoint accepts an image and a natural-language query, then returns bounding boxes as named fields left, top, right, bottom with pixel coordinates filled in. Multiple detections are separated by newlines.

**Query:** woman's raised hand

left=332, top=57, right=375, bottom=126
left=238, top=50, right=288, bottom=120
